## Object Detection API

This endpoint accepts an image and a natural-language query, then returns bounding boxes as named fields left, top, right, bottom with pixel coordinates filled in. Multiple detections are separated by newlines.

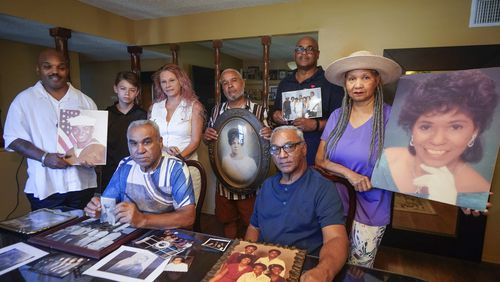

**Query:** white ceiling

left=0, top=0, right=308, bottom=61
left=78, top=0, right=293, bottom=20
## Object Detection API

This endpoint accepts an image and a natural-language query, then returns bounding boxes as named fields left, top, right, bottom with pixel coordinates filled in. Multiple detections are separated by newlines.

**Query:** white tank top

left=150, top=99, right=197, bottom=159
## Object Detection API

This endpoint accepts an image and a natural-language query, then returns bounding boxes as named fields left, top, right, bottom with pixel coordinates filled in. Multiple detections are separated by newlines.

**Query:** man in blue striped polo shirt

left=84, top=120, right=195, bottom=229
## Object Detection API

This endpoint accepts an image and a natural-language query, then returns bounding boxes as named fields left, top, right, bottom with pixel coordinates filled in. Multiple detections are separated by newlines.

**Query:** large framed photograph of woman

left=372, top=68, right=500, bottom=210
left=209, top=109, right=270, bottom=194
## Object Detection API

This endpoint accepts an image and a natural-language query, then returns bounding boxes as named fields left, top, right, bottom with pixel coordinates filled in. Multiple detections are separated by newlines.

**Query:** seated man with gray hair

left=84, top=120, right=195, bottom=229
left=245, top=126, right=347, bottom=282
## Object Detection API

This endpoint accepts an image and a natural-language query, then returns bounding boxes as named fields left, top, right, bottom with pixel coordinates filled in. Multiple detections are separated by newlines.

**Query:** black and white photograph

left=133, top=229, right=194, bottom=259
left=0, top=243, right=48, bottom=276
left=57, top=109, right=108, bottom=165
left=100, top=196, right=117, bottom=225
left=0, top=208, right=76, bottom=234
left=83, top=246, right=167, bottom=282
left=30, top=253, right=89, bottom=278
left=281, top=87, right=322, bottom=121
left=202, top=238, right=231, bottom=252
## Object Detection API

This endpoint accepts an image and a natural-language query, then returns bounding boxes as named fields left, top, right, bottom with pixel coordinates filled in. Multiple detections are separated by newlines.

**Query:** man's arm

left=115, top=203, right=195, bottom=229
left=9, top=138, right=69, bottom=169
left=244, top=224, right=260, bottom=242
left=300, top=225, right=348, bottom=282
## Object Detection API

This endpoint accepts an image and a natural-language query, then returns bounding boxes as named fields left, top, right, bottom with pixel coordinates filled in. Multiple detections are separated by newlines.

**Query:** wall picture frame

left=208, top=109, right=270, bottom=194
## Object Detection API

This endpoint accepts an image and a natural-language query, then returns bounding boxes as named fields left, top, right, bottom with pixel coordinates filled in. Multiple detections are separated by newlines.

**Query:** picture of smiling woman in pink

left=372, top=69, right=499, bottom=210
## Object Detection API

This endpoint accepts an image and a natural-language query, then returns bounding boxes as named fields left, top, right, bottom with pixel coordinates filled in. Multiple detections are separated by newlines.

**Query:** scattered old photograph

left=83, top=246, right=167, bottom=282
left=165, top=256, right=194, bottom=272
left=30, top=253, right=89, bottom=278
left=202, top=238, right=231, bottom=252
left=133, top=229, right=194, bottom=259
left=0, top=243, right=48, bottom=276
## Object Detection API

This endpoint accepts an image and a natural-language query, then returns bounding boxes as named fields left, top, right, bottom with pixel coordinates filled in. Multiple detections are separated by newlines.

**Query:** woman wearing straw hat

left=315, top=51, right=402, bottom=267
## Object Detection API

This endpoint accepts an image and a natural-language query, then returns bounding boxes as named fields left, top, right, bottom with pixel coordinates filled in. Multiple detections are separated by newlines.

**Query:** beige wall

left=0, top=0, right=499, bottom=263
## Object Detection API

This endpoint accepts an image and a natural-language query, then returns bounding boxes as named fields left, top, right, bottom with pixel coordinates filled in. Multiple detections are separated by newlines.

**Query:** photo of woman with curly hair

left=372, top=68, right=500, bottom=210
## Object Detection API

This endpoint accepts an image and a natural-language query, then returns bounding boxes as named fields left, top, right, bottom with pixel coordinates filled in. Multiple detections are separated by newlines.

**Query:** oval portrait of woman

left=209, top=109, right=270, bottom=194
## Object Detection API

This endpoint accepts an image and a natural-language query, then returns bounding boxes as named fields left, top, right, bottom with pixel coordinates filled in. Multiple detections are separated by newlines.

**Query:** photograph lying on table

left=0, top=242, right=48, bottom=276
left=202, top=239, right=306, bottom=282
left=28, top=217, right=145, bottom=259
left=83, top=246, right=167, bottom=282
left=133, top=229, right=195, bottom=259
left=201, top=238, right=231, bottom=252
left=0, top=208, right=77, bottom=234
left=165, top=256, right=194, bottom=272
left=30, top=252, right=89, bottom=278
left=57, top=109, right=108, bottom=165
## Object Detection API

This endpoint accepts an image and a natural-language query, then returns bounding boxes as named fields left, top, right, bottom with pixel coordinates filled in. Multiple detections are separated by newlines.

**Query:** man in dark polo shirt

left=272, top=36, right=343, bottom=165
left=246, top=126, right=347, bottom=282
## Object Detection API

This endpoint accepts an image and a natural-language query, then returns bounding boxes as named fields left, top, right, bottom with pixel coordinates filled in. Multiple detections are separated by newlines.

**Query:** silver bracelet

left=40, top=152, right=48, bottom=167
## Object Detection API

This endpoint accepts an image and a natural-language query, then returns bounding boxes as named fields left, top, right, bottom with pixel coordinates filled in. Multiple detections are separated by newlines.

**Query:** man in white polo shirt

left=3, top=48, right=97, bottom=210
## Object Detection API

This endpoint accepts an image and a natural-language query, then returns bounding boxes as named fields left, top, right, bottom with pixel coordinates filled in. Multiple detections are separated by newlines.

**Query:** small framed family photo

left=83, top=246, right=167, bottom=282
left=281, top=87, right=322, bottom=121
left=202, top=238, right=231, bottom=252
left=57, top=109, right=108, bottom=165
left=202, top=240, right=306, bottom=282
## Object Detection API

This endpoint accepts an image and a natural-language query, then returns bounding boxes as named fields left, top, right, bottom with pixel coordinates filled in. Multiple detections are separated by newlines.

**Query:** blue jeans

left=26, top=188, right=96, bottom=211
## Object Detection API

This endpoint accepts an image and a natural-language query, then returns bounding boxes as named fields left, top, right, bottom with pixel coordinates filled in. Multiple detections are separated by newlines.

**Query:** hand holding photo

left=281, top=87, right=322, bottom=121
left=100, top=197, right=116, bottom=225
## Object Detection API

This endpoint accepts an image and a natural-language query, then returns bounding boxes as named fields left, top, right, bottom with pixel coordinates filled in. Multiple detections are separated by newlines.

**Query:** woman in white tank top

left=149, top=64, right=205, bottom=203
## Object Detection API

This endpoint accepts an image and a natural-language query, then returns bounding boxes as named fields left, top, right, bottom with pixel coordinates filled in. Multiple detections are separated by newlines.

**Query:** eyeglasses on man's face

left=294, top=46, right=316, bottom=54
left=269, top=141, right=304, bottom=156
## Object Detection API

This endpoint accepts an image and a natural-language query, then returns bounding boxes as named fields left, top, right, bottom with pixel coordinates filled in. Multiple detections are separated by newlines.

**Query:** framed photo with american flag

left=57, top=109, right=108, bottom=165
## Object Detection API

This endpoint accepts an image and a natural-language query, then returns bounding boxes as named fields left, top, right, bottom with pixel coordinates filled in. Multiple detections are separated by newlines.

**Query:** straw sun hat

left=325, top=50, right=402, bottom=86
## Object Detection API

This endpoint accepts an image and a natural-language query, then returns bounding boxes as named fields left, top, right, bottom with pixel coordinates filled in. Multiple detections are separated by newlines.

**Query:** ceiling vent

left=470, top=0, right=500, bottom=27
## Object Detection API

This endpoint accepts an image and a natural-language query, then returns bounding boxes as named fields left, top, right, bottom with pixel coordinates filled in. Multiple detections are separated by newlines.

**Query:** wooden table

left=0, top=227, right=425, bottom=281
